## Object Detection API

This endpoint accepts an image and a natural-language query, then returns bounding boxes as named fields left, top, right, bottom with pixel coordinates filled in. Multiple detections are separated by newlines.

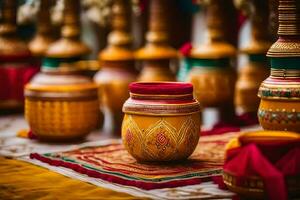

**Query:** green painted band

left=249, top=54, right=267, bottom=63
left=271, top=57, right=300, bottom=69
left=42, top=57, right=82, bottom=68
left=189, top=58, right=230, bottom=68
left=177, top=58, right=193, bottom=82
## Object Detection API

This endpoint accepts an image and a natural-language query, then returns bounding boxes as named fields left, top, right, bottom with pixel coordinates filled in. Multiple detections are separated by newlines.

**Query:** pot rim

left=123, top=100, right=201, bottom=116
left=129, top=82, right=194, bottom=96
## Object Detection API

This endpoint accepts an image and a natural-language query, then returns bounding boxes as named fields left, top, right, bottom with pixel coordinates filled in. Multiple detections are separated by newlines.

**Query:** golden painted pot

left=188, top=59, right=236, bottom=107
left=122, top=82, right=201, bottom=162
left=25, top=67, right=99, bottom=141
left=258, top=69, right=300, bottom=132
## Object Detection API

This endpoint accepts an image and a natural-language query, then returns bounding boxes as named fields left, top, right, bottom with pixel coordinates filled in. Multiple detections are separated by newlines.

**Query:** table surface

left=0, top=114, right=236, bottom=200
left=0, top=114, right=141, bottom=199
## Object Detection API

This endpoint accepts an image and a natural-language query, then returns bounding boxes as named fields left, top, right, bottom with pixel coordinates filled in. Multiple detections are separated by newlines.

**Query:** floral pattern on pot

left=259, top=87, right=300, bottom=99
left=122, top=114, right=200, bottom=162
left=258, top=109, right=300, bottom=124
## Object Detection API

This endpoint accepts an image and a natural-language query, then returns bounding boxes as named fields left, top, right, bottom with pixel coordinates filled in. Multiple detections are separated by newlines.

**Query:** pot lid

left=25, top=67, right=98, bottom=99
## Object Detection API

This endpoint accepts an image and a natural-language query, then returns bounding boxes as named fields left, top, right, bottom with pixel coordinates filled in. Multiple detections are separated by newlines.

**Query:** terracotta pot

left=25, top=67, right=99, bottom=141
left=122, top=82, right=201, bottom=162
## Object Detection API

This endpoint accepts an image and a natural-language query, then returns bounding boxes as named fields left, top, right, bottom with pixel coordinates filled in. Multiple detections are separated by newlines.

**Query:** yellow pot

left=25, top=67, right=99, bottom=141
left=258, top=69, right=300, bottom=132
left=122, top=82, right=201, bottom=162
left=189, top=67, right=236, bottom=107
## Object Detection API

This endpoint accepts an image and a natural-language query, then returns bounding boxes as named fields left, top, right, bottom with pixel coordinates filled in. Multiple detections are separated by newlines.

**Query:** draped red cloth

left=224, top=139, right=300, bottom=200
left=0, top=65, right=39, bottom=101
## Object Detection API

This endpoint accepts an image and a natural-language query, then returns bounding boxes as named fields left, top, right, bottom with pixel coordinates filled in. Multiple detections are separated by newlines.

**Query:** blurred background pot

left=25, top=67, right=99, bottom=142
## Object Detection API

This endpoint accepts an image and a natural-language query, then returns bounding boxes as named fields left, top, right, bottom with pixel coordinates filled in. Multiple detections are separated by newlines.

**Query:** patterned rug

left=30, top=132, right=240, bottom=190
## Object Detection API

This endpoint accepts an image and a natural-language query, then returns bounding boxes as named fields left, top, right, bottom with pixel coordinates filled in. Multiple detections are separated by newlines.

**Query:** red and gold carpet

left=30, top=132, right=240, bottom=190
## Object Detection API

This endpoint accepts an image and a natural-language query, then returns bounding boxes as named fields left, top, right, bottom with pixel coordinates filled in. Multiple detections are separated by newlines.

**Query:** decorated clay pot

left=25, top=67, right=99, bottom=141
left=258, top=0, right=300, bottom=132
left=258, top=68, right=300, bottom=132
left=122, top=82, right=201, bottom=162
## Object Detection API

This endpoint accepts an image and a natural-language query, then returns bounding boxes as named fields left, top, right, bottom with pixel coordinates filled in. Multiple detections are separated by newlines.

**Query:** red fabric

left=28, top=130, right=38, bottom=140
left=0, top=53, right=32, bottom=62
left=276, top=147, right=300, bottom=176
left=139, top=0, right=149, bottom=12
left=201, top=112, right=258, bottom=136
left=0, top=65, right=39, bottom=101
left=237, top=12, right=247, bottom=32
left=224, top=144, right=288, bottom=200
left=211, top=176, right=227, bottom=190
left=129, top=82, right=193, bottom=95
left=180, top=42, right=193, bottom=56
left=201, top=125, right=240, bottom=136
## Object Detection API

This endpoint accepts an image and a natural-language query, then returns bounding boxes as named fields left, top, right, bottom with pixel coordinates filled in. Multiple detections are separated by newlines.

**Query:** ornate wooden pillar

left=43, top=0, right=90, bottom=68
left=29, top=0, right=56, bottom=59
left=94, top=0, right=136, bottom=135
left=0, top=0, right=37, bottom=111
left=136, top=0, right=177, bottom=81
left=235, top=0, right=272, bottom=113
left=188, top=0, right=237, bottom=123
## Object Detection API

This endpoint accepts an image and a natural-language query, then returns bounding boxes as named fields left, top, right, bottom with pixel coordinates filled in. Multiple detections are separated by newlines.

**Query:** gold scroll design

left=123, top=115, right=199, bottom=161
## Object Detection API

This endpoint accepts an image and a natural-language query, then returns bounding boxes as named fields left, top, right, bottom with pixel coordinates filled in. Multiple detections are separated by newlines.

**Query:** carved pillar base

left=138, top=60, right=175, bottom=81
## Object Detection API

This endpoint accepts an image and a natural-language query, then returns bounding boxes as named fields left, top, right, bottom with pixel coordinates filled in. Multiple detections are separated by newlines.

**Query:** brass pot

left=25, top=67, right=99, bottom=141
left=122, top=82, right=201, bottom=162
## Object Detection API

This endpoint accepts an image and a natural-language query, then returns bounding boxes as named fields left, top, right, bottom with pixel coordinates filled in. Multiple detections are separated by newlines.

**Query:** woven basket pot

left=25, top=67, right=99, bottom=141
